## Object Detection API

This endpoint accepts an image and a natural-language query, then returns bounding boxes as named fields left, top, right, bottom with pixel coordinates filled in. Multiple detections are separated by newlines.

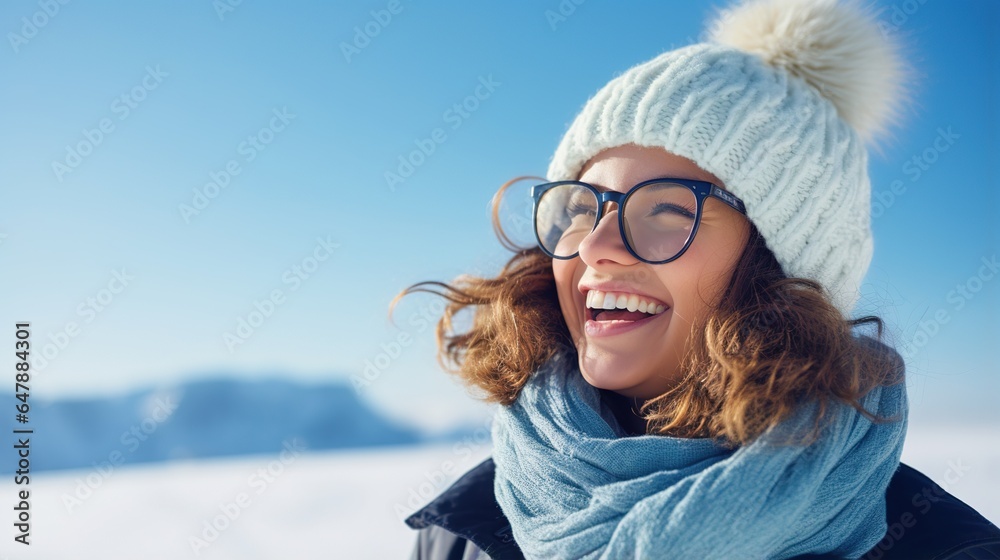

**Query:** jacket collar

left=407, top=457, right=1000, bottom=559
left=865, top=462, right=1000, bottom=559
left=404, top=457, right=522, bottom=560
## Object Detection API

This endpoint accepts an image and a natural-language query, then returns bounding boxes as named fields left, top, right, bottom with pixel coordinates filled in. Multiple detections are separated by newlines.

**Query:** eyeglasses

left=530, top=178, right=747, bottom=264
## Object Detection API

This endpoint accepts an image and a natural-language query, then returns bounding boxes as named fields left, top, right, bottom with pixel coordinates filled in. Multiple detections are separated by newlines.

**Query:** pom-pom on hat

left=546, top=0, right=911, bottom=316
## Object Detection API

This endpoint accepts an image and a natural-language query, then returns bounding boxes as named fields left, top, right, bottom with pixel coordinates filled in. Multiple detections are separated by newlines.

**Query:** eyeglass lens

left=535, top=182, right=698, bottom=262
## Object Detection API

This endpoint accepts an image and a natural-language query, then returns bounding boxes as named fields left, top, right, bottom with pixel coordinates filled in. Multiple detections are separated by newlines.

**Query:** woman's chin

left=577, top=350, right=682, bottom=399
left=578, top=352, right=641, bottom=393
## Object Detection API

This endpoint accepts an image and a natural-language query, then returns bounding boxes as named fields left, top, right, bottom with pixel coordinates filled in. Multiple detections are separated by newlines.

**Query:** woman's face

left=552, top=144, right=750, bottom=400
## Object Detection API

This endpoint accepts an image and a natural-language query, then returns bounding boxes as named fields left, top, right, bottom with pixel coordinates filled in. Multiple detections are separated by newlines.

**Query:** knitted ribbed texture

left=546, top=42, right=873, bottom=316
left=492, top=342, right=908, bottom=559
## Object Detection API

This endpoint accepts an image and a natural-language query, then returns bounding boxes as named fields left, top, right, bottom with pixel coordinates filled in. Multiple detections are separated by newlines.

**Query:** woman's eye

left=567, top=201, right=597, bottom=217
left=650, top=203, right=695, bottom=218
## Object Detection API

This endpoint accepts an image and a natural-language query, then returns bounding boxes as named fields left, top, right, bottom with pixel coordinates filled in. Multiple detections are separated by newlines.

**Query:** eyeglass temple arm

left=710, top=185, right=747, bottom=215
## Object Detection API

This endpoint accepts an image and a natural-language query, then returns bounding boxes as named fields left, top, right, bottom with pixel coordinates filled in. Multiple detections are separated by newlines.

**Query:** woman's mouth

left=583, top=290, right=670, bottom=337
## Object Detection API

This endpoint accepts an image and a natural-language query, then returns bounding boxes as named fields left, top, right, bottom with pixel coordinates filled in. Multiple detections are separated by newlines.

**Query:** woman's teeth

left=585, top=290, right=667, bottom=316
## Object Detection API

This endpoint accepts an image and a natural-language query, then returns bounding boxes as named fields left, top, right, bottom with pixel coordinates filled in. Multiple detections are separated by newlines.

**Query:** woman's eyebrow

left=587, top=178, right=703, bottom=192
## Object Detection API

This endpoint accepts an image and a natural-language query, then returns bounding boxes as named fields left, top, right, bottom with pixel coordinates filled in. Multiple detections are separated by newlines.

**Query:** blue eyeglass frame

left=530, top=177, right=748, bottom=265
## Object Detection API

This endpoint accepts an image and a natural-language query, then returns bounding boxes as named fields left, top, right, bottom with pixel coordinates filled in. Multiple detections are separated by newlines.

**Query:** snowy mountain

left=0, top=377, right=426, bottom=472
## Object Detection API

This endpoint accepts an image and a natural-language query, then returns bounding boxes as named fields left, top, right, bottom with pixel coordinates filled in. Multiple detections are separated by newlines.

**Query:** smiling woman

left=554, top=146, right=756, bottom=405
left=389, top=0, right=1000, bottom=557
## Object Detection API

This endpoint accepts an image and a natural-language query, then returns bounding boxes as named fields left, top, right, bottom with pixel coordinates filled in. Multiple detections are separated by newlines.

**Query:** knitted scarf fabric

left=491, top=343, right=908, bottom=559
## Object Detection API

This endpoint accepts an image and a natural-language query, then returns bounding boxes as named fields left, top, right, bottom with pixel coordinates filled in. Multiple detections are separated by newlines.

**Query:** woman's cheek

left=552, top=261, right=580, bottom=334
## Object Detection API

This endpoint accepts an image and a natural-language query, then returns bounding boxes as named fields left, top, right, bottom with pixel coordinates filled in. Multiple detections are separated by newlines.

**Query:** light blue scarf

left=491, top=340, right=908, bottom=559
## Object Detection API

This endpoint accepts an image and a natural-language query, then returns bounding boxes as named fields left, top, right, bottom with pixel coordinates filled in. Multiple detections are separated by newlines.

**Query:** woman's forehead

left=578, top=145, right=723, bottom=188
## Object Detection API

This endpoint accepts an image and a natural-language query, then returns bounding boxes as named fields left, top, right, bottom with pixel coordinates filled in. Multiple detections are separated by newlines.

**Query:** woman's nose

left=577, top=203, right=637, bottom=266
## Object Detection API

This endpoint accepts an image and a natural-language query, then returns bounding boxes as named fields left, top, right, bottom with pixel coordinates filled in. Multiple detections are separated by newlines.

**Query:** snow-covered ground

left=1, top=426, right=996, bottom=560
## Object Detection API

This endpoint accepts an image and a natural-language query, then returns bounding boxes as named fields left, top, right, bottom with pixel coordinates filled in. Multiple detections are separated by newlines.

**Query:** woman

left=394, top=0, right=1000, bottom=558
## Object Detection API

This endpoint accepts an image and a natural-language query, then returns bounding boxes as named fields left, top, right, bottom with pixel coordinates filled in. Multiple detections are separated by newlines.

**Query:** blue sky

left=0, top=0, right=997, bottom=431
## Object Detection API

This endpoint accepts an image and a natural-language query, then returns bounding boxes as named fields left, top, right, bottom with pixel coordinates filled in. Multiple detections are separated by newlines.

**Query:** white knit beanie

left=546, top=0, right=910, bottom=316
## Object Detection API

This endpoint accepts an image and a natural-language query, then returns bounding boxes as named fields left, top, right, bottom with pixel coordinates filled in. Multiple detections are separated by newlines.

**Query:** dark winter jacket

left=405, top=456, right=1000, bottom=560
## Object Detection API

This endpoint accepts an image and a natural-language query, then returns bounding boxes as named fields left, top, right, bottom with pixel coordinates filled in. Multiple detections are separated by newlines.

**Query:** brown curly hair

left=388, top=176, right=905, bottom=447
